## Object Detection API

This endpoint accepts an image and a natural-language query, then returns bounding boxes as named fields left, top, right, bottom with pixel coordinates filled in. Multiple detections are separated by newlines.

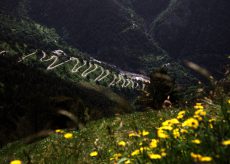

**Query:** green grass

left=1, top=100, right=229, bottom=164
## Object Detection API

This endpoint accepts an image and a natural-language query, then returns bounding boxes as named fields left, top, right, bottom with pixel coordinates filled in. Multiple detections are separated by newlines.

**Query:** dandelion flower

left=209, top=118, right=216, bottom=122
left=194, top=104, right=204, bottom=110
left=227, top=99, right=230, bottom=104
left=131, top=149, right=140, bottom=156
left=222, top=139, right=230, bottom=146
left=194, top=103, right=204, bottom=109
left=55, top=129, right=64, bottom=133
left=200, top=156, right=212, bottom=162
left=173, top=128, right=180, bottom=138
left=160, top=149, right=167, bottom=157
left=10, top=160, right=22, bottom=164
left=190, top=152, right=202, bottom=161
left=192, top=139, right=201, bottom=144
left=161, top=126, right=173, bottom=131
left=209, top=123, right=213, bottom=129
left=64, top=133, right=73, bottom=139
left=182, top=118, right=199, bottom=129
left=194, top=115, right=203, bottom=121
left=161, top=152, right=167, bottom=157
left=129, top=132, right=139, bottom=137
left=162, top=120, right=171, bottom=126
left=180, top=129, right=188, bottom=134
left=195, top=109, right=206, bottom=116
left=90, top=151, right=98, bottom=157
left=142, top=130, right=150, bottom=136
left=157, top=128, right=169, bottom=139
left=149, top=139, right=158, bottom=148
left=177, top=111, right=186, bottom=119
left=111, top=153, right=122, bottom=160
left=148, top=153, right=162, bottom=159
left=140, top=147, right=150, bottom=152
left=162, top=118, right=179, bottom=126
left=118, top=141, right=126, bottom=147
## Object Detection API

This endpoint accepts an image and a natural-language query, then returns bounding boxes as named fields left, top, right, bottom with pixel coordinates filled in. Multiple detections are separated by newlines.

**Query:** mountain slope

left=27, top=0, right=167, bottom=72
left=0, top=14, right=137, bottom=146
left=150, top=0, right=230, bottom=78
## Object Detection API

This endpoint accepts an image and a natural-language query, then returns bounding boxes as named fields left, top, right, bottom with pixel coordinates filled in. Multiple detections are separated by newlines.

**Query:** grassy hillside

left=0, top=101, right=229, bottom=163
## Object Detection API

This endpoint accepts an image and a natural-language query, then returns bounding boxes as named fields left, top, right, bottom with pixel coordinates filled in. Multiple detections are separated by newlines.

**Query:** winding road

left=17, top=50, right=147, bottom=90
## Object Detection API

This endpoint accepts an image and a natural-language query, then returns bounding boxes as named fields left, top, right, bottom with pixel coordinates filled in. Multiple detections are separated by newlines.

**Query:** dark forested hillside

left=0, top=0, right=229, bottom=78
left=150, top=0, right=230, bottom=78
left=28, top=0, right=167, bottom=72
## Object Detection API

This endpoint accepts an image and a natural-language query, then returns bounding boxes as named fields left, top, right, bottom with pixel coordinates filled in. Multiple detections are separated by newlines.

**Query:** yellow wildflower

left=227, top=99, right=230, bottom=104
left=140, top=147, right=150, bottom=152
left=194, top=115, right=203, bottom=121
left=200, top=156, right=212, bottom=162
left=209, top=123, right=213, bottom=129
left=162, top=120, right=171, bottom=126
left=161, top=149, right=166, bottom=157
left=180, top=129, right=188, bottom=134
left=194, top=103, right=204, bottom=110
left=192, top=139, right=201, bottom=144
left=195, top=109, right=206, bottom=116
left=141, top=130, right=150, bottom=136
left=157, top=128, right=169, bottom=139
left=190, top=152, right=202, bottom=161
left=64, top=133, right=73, bottom=139
left=148, top=153, right=162, bottom=159
left=178, top=111, right=186, bottom=116
left=182, top=118, right=199, bottom=129
left=131, top=149, right=140, bottom=156
left=161, top=152, right=167, bottom=157
left=118, top=141, right=126, bottom=147
left=173, top=128, right=180, bottom=138
left=222, top=139, right=230, bottom=146
left=128, top=132, right=139, bottom=137
left=162, top=118, right=179, bottom=126
left=177, top=111, right=186, bottom=119
left=55, top=129, right=64, bottom=133
left=209, top=118, right=216, bottom=122
left=161, top=126, right=173, bottom=131
left=111, top=153, right=122, bottom=161
left=90, top=151, right=98, bottom=157
left=191, top=153, right=212, bottom=162
left=196, top=103, right=202, bottom=106
left=10, top=160, right=22, bottom=164
left=149, top=139, right=158, bottom=148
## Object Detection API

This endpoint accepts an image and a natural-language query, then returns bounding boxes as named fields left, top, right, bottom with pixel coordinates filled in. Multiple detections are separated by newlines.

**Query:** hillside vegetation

left=0, top=1, right=229, bottom=163
left=0, top=102, right=229, bottom=163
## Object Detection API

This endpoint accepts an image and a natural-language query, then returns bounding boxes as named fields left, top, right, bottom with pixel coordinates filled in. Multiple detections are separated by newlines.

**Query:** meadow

left=1, top=100, right=229, bottom=164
